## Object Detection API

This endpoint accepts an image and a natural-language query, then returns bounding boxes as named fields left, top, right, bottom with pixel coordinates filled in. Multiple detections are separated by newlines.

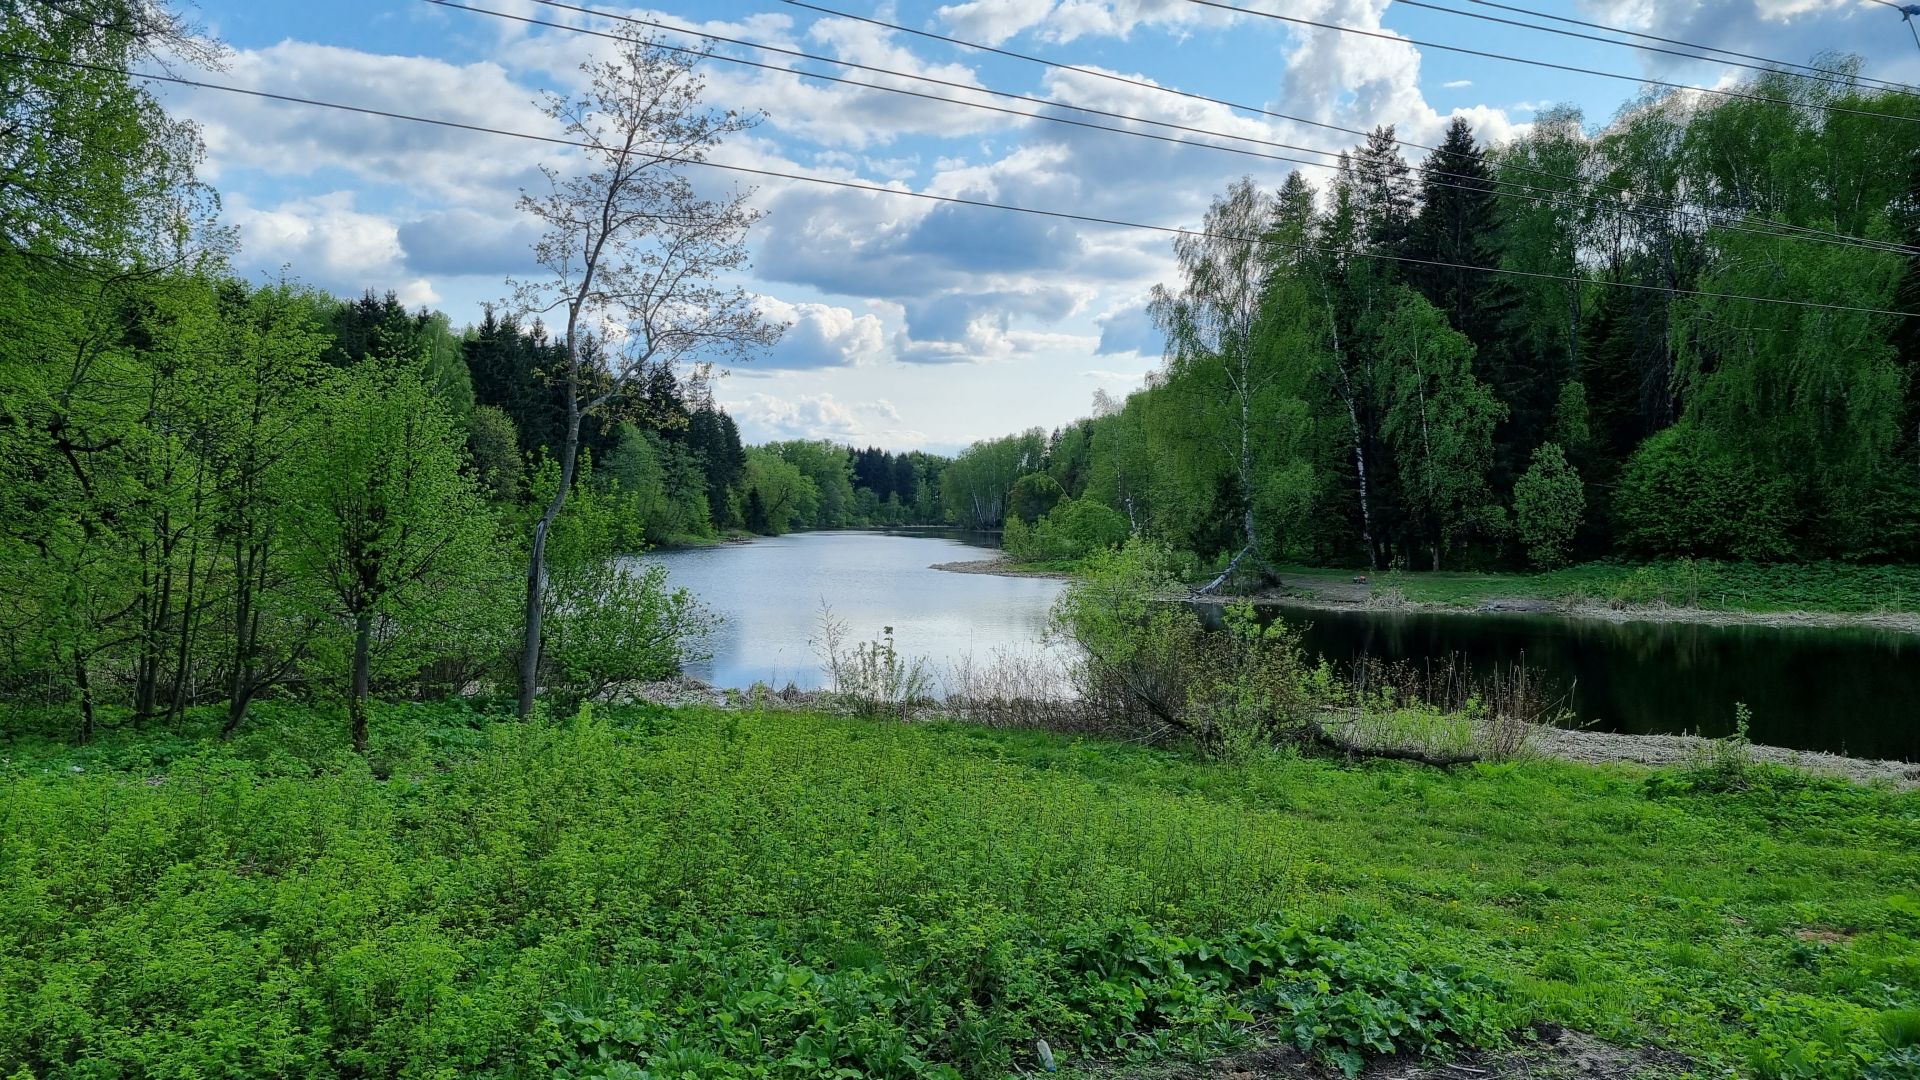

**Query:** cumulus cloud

left=751, top=296, right=890, bottom=370
left=161, top=42, right=555, bottom=202
left=724, top=391, right=928, bottom=445
left=397, top=209, right=544, bottom=277
left=936, top=0, right=1237, bottom=45
left=1577, top=0, right=1920, bottom=94
left=226, top=192, right=438, bottom=304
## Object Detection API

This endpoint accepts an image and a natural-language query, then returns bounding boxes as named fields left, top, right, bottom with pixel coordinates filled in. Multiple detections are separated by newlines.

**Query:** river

left=644, top=529, right=1064, bottom=692
left=646, top=532, right=1920, bottom=761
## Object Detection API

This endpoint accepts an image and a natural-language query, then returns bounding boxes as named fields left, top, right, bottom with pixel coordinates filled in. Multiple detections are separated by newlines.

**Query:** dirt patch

left=1526, top=725, right=1920, bottom=790
left=1073, top=1026, right=1690, bottom=1080
left=931, top=557, right=1072, bottom=579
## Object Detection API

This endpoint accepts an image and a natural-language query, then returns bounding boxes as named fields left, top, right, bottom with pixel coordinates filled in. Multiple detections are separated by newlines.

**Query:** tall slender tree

left=510, top=27, right=782, bottom=717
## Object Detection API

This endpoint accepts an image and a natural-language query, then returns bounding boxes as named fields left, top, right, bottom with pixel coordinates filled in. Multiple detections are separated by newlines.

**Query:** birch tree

left=1150, top=176, right=1318, bottom=591
left=511, top=27, right=782, bottom=716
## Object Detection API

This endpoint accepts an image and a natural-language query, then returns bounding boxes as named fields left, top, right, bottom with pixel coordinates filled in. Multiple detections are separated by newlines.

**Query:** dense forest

left=953, top=75, right=1920, bottom=575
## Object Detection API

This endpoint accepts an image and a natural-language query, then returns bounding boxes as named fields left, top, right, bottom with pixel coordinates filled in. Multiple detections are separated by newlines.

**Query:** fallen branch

left=1306, top=720, right=1483, bottom=768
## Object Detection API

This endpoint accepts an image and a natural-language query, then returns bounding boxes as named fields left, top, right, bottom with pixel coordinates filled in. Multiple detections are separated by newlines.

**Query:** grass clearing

left=3, top=703, right=1918, bottom=1078
left=1276, top=560, right=1920, bottom=616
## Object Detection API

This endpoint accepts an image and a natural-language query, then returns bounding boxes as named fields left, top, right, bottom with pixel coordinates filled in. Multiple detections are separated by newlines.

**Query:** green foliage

left=4, top=704, right=1919, bottom=1078
left=1513, top=442, right=1584, bottom=569
left=542, top=559, right=716, bottom=709
left=467, top=404, right=527, bottom=502
left=1051, top=541, right=1310, bottom=754
left=814, top=608, right=932, bottom=720
left=1004, top=498, right=1132, bottom=565
left=1038, top=498, right=1133, bottom=562
left=942, top=430, right=1046, bottom=530
left=742, top=447, right=819, bottom=535
left=1010, top=472, right=1066, bottom=525
left=1615, top=426, right=1799, bottom=561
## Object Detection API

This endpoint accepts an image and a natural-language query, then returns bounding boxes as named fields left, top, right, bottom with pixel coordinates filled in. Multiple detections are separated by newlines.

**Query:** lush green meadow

left=4, top=703, right=1918, bottom=1079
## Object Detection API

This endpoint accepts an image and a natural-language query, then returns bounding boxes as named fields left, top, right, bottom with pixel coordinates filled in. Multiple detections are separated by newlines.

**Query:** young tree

left=1150, top=178, right=1274, bottom=589
left=510, top=27, right=782, bottom=716
left=1513, top=442, right=1585, bottom=569
left=1151, top=176, right=1322, bottom=589
left=286, top=368, right=490, bottom=753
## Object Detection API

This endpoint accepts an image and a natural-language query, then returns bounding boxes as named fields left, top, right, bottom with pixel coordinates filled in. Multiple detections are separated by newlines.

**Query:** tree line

left=951, top=69, right=1920, bottom=576
left=1, top=4, right=819, bottom=742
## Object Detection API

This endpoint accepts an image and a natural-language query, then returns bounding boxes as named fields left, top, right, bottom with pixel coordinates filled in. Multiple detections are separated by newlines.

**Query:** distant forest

left=948, top=74, right=1920, bottom=572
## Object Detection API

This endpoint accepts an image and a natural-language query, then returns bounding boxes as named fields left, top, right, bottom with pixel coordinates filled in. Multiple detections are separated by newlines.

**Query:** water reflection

left=1239, top=603, right=1920, bottom=761
left=642, top=529, right=1064, bottom=693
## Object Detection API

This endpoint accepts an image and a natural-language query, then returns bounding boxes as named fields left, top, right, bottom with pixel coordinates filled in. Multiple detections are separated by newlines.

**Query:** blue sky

left=159, top=0, right=1920, bottom=452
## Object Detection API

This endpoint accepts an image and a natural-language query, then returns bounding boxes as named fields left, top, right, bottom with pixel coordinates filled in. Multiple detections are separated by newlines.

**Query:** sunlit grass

left=3, top=702, right=1917, bottom=1077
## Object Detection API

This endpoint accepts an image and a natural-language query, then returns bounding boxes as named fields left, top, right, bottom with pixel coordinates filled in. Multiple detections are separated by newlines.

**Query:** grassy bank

left=1270, top=560, right=1920, bottom=617
left=3, top=703, right=1919, bottom=1078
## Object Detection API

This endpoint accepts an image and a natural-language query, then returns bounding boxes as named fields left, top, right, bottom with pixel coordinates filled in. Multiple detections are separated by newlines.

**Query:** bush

left=1051, top=540, right=1309, bottom=755
left=1008, top=472, right=1065, bottom=525
left=541, top=559, right=716, bottom=708
left=1036, top=498, right=1132, bottom=561
left=814, top=605, right=932, bottom=719
left=1513, top=442, right=1584, bottom=569
left=1614, top=426, right=1797, bottom=560
left=1005, top=498, right=1131, bottom=563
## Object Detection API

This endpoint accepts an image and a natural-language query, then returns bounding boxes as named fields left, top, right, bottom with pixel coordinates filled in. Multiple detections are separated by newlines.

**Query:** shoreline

left=1224, top=588, right=1920, bottom=635
left=934, top=558, right=1920, bottom=634
left=615, top=676, right=1920, bottom=788
left=929, top=557, right=1073, bottom=579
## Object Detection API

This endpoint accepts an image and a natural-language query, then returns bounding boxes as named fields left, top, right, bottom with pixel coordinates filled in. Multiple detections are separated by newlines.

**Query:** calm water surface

left=1257, top=604, right=1920, bottom=761
left=644, top=529, right=1063, bottom=692
left=645, top=533, right=1919, bottom=761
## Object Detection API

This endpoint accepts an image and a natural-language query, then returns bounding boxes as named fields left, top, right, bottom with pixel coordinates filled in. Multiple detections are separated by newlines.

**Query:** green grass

left=3, top=703, right=1918, bottom=1078
left=1277, top=560, right=1920, bottom=616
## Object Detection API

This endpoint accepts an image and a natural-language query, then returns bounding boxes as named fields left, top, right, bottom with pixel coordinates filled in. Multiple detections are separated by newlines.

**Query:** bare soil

left=1525, top=724, right=1920, bottom=789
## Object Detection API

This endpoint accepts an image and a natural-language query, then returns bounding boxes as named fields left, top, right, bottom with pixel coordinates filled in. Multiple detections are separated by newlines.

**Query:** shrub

left=541, top=559, right=717, bottom=708
left=814, top=605, right=932, bottom=720
left=1008, top=472, right=1066, bottom=525
left=1031, top=498, right=1131, bottom=562
left=1050, top=541, right=1309, bottom=755
left=1614, top=426, right=1797, bottom=560
left=1513, top=442, right=1584, bottom=569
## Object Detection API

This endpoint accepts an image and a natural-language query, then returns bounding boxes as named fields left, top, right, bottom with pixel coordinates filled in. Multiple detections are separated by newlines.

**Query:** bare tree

left=511, top=28, right=783, bottom=717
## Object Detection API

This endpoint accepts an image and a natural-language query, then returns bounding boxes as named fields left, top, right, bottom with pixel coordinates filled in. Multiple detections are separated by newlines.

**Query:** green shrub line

left=3, top=702, right=1918, bottom=1078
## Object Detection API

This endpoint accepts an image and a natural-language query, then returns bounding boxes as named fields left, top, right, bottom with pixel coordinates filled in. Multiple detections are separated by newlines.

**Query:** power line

left=451, top=0, right=1918, bottom=259
left=1178, top=0, right=1920, bottom=124
left=12, top=49, right=1911, bottom=319
left=1867, top=0, right=1920, bottom=56
left=1398, top=0, right=1920, bottom=99
left=783, top=0, right=1918, bottom=258
left=1462, top=0, right=1920, bottom=95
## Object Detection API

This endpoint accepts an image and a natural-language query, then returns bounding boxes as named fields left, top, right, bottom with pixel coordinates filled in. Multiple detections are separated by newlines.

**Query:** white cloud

left=751, top=296, right=890, bottom=370
left=225, top=192, right=439, bottom=304
left=1442, top=79, right=1473, bottom=89
left=723, top=391, right=928, bottom=445
left=936, top=0, right=1237, bottom=45
left=162, top=42, right=554, bottom=203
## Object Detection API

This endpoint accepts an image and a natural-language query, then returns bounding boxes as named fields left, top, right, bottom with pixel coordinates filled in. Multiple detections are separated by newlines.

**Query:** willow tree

left=511, top=26, right=782, bottom=716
